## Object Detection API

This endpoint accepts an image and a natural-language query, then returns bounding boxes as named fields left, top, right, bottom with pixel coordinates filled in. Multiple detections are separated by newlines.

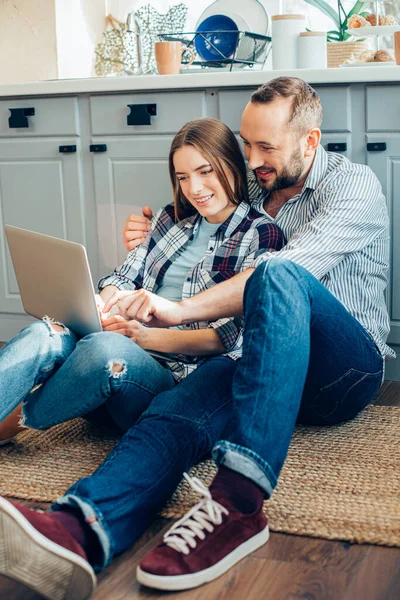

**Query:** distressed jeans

left=51, top=260, right=384, bottom=572
left=0, top=321, right=176, bottom=431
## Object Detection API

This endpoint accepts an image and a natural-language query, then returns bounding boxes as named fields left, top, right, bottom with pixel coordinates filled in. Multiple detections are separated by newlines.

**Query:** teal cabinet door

left=365, top=134, right=400, bottom=349
left=0, top=138, right=85, bottom=322
left=90, top=135, right=173, bottom=280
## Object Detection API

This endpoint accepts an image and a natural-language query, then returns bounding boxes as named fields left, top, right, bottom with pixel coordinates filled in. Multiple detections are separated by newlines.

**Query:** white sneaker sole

left=0, top=497, right=96, bottom=600
left=136, top=524, right=269, bottom=591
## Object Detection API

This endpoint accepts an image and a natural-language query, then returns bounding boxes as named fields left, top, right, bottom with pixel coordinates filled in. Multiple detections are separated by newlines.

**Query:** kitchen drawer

left=366, top=85, right=400, bottom=132
left=0, top=96, right=79, bottom=137
left=90, top=91, right=206, bottom=135
left=218, top=85, right=351, bottom=133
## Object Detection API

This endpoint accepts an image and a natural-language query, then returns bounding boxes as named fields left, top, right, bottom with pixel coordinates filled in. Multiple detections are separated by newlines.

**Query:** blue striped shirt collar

left=303, top=145, right=329, bottom=191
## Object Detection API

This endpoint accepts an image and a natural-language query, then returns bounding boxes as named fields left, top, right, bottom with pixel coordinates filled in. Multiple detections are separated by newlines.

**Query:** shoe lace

left=163, top=473, right=229, bottom=555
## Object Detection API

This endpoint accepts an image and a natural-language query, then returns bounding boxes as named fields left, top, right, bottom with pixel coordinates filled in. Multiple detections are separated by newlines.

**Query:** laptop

left=5, top=225, right=102, bottom=337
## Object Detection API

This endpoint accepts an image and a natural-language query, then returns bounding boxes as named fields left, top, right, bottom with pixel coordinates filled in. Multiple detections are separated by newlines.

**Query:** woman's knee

left=73, top=331, right=137, bottom=372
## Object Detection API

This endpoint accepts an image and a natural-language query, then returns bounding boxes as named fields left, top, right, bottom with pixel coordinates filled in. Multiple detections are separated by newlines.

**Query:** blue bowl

left=195, top=14, right=239, bottom=61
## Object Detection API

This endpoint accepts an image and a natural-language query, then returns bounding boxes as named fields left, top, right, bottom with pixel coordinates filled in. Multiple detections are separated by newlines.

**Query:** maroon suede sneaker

left=137, top=473, right=269, bottom=591
left=0, top=497, right=96, bottom=600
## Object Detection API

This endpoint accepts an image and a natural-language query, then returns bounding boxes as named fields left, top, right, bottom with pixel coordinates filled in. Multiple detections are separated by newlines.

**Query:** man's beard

left=256, top=147, right=305, bottom=193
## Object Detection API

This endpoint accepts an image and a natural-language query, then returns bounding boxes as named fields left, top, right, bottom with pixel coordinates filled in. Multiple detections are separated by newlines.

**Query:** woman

left=0, top=117, right=284, bottom=442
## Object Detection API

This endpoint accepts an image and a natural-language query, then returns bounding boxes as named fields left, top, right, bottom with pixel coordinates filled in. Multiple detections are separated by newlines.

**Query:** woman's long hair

left=168, top=118, right=249, bottom=221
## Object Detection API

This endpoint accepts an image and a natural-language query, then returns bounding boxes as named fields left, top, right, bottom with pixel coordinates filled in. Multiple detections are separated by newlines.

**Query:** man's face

left=240, top=99, right=307, bottom=193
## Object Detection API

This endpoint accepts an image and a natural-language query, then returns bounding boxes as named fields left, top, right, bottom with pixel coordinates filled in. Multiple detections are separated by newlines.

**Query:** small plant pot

left=327, top=40, right=371, bottom=67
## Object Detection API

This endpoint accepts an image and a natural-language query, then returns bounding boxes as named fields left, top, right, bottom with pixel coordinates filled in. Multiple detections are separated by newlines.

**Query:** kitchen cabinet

left=90, top=136, right=173, bottom=274
left=365, top=134, right=400, bottom=346
left=88, top=90, right=207, bottom=275
left=0, top=80, right=398, bottom=378
left=0, top=137, right=85, bottom=339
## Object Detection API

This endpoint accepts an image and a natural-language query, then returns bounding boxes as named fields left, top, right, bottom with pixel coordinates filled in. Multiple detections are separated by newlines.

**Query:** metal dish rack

left=158, top=31, right=271, bottom=70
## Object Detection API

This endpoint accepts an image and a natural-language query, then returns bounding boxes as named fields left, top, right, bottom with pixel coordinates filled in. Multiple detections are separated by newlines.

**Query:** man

left=0, top=78, right=394, bottom=599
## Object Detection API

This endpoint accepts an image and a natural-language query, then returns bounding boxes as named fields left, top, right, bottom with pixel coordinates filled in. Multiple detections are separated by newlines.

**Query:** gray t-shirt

left=157, top=217, right=220, bottom=302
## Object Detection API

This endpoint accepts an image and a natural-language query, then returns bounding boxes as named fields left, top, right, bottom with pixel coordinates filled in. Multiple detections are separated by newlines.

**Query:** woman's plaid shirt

left=99, top=201, right=284, bottom=381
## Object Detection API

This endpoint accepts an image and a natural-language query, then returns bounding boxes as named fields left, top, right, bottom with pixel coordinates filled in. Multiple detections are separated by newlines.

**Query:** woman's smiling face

left=173, top=145, right=236, bottom=224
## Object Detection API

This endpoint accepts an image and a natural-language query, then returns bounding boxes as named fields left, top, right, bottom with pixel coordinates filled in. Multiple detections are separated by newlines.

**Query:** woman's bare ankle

left=0, top=403, right=24, bottom=440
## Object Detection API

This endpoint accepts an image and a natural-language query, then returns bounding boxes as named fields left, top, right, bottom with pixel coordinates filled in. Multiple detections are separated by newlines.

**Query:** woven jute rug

left=0, top=405, right=399, bottom=547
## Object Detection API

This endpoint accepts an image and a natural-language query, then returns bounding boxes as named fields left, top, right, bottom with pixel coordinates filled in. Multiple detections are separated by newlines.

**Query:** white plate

left=196, top=0, right=270, bottom=36
left=340, top=60, right=396, bottom=67
left=346, top=25, right=400, bottom=36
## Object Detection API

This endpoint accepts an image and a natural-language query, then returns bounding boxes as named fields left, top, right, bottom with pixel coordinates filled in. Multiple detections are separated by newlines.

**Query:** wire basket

left=158, top=31, right=271, bottom=70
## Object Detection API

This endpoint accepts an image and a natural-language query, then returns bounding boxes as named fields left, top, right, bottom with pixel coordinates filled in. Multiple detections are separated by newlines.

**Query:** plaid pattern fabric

left=99, top=201, right=284, bottom=381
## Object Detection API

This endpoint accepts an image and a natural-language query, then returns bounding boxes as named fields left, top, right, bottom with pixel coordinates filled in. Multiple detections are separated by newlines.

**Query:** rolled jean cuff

left=212, top=441, right=277, bottom=498
left=50, top=494, right=113, bottom=572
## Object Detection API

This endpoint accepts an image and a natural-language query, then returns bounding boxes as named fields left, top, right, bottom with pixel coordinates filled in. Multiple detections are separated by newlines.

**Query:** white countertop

left=1, top=66, right=400, bottom=97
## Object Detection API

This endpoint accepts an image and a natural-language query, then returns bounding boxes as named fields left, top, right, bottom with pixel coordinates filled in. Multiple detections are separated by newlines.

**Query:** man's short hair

left=251, top=77, right=322, bottom=136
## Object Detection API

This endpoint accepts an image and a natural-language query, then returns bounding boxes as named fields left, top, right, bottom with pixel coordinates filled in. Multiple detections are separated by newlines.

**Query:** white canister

left=298, top=31, right=327, bottom=69
left=271, top=14, right=305, bottom=70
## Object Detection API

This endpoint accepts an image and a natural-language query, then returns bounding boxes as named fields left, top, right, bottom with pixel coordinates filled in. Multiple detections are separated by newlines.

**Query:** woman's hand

left=95, top=294, right=107, bottom=318
left=102, top=289, right=183, bottom=328
left=101, top=315, right=151, bottom=348
left=122, top=206, right=153, bottom=252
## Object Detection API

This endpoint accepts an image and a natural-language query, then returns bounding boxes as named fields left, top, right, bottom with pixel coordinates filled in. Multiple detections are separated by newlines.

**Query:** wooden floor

left=0, top=336, right=399, bottom=599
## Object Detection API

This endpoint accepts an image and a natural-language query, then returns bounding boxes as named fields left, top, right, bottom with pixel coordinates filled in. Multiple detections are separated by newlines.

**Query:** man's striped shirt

left=248, top=145, right=395, bottom=361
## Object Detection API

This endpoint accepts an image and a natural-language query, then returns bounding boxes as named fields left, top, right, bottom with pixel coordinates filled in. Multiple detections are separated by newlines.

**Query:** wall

left=55, top=0, right=106, bottom=79
left=0, top=1, right=282, bottom=83
left=0, top=0, right=58, bottom=83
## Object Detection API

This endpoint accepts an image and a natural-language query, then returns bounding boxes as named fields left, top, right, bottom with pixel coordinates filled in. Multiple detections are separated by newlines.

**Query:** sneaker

left=0, top=497, right=96, bottom=600
left=137, top=473, right=269, bottom=591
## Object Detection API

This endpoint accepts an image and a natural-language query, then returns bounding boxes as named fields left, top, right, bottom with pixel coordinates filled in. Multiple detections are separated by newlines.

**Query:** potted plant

left=303, top=0, right=371, bottom=66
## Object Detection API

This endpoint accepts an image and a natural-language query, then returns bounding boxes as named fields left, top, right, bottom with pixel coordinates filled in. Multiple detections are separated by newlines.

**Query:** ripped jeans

left=0, top=320, right=176, bottom=431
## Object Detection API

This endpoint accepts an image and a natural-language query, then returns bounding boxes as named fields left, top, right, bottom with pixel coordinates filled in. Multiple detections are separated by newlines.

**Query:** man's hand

left=101, top=315, right=151, bottom=347
left=122, top=206, right=153, bottom=252
left=102, top=289, right=183, bottom=328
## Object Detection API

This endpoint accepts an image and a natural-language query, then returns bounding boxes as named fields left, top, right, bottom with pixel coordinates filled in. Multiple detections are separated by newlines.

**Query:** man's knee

left=253, top=258, right=306, bottom=283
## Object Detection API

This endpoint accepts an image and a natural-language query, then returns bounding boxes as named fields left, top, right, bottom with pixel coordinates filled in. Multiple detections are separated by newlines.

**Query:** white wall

left=0, top=0, right=283, bottom=83
left=0, top=0, right=58, bottom=83
left=55, top=0, right=106, bottom=79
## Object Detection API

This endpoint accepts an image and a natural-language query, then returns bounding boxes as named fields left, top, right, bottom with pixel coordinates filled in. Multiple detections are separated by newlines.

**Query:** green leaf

left=302, top=0, right=340, bottom=28
left=327, top=29, right=341, bottom=39
left=346, top=2, right=369, bottom=19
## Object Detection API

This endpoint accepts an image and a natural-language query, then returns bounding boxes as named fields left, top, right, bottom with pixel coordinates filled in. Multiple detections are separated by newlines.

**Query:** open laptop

left=5, top=225, right=102, bottom=337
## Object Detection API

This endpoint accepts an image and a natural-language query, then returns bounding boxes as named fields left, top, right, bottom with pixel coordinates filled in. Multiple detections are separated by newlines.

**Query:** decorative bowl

left=195, top=14, right=239, bottom=61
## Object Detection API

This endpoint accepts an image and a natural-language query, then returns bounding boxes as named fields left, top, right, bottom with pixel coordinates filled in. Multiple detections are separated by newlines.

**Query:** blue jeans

left=0, top=321, right=176, bottom=431
left=52, top=356, right=236, bottom=570
left=51, top=259, right=383, bottom=571
left=213, top=259, right=384, bottom=496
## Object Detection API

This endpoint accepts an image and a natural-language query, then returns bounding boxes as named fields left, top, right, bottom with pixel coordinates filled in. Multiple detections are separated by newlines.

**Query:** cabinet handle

left=59, top=145, right=76, bottom=153
left=90, top=144, right=107, bottom=153
left=8, top=107, right=35, bottom=128
left=127, top=104, right=157, bottom=126
left=366, top=142, right=386, bottom=152
left=327, top=142, right=347, bottom=152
